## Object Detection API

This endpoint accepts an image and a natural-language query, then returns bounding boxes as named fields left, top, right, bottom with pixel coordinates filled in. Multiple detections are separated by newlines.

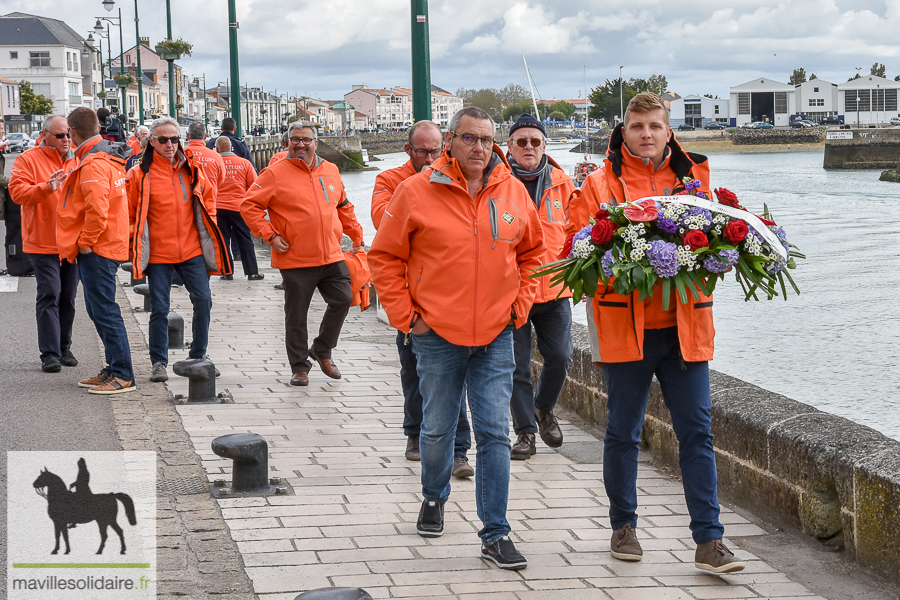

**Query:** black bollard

left=294, top=589, right=373, bottom=600
left=211, top=433, right=270, bottom=494
left=132, top=283, right=152, bottom=312
left=167, top=313, right=184, bottom=349
left=121, top=261, right=145, bottom=286
left=172, top=358, right=217, bottom=402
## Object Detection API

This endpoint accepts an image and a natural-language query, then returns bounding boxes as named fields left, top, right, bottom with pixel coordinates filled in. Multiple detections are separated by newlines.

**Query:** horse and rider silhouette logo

left=32, top=457, right=137, bottom=555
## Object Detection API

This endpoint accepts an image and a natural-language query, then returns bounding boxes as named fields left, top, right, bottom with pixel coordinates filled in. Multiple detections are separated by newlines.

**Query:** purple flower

left=647, top=240, right=680, bottom=278
left=657, top=216, right=679, bottom=233
left=601, top=249, right=617, bottom=278
left=765, top=239, right=791, bottom=275
left=703, top=249, right=739, bottom=273
left=696, top=191, right=707, bottom=199
left=573, top=225, right=592, bottom=244
left=773, top=226, right=787, bottom=242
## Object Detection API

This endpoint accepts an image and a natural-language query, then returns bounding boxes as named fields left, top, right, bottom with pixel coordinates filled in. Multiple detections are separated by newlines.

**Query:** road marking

left=0, top=276, right=19, bottom=292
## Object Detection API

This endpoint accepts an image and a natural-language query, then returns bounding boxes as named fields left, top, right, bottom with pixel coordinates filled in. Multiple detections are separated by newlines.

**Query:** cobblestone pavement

left=118, top=265, right=829, bottom=600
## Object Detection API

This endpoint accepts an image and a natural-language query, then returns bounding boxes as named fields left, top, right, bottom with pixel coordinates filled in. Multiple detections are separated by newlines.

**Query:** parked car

left=677, top=123, right=695, bottom=131
left=0, top=135, right=9, bottom=153
left=6, top=132, right=29, bottom=152
left=750, top=122, right=774, bottom=129
left=890, top=117, right=900, bottom=126
left=25, top=131, right=41, bottom=150
left=704, top=122, right=727, bottom=130
left=821, top=116, right=842, bottom=125
left=790, top=120, right=816, bottom=129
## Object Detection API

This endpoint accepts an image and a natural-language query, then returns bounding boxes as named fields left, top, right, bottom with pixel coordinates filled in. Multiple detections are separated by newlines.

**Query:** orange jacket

left=344, top=249, right=372, bottom=311
left=9, top=145, right=76, bottom=254
left=217, top=153, right=257, bottom=212
left=371, top=160, right=416, bottom=229
left=127, top=145, right=232, bottom=279
left=368, top=147, right=546, bottom=347
left=569, top=125, right=715, bottom=363
left=184, top=140, right=225, bottom=198
left=267, top=150, right=288, bottom=168
left=127, top=139, right=142, bottom=157
left=511, top=155, right=575, bottom=303
left=57, top=136, right=131, bottom=262
left=241, top=155, right=364, bottom=269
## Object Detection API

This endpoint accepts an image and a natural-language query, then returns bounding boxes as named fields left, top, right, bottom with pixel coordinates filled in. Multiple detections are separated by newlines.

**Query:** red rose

left=558, top=232, right=576, bottom=259
left=595, top=208, right=610, bottom=220
left=623, top=199, right=658, bottom=222
left=591, top=219, right=617, bottom=245
left=723, top=220, right=748, bottom=244
left=714, top=187, right=742, bottom=208
left=683, top=230, right=709, bottom=251
left=758, top=216, right=777, bottom=226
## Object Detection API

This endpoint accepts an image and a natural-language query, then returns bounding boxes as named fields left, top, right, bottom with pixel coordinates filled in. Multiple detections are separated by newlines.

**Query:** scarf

left=507, top=153, right=549, bottom=206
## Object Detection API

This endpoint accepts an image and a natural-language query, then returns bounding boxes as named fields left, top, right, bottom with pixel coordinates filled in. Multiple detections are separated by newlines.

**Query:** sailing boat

left=572, top=65, right=598, bottom=188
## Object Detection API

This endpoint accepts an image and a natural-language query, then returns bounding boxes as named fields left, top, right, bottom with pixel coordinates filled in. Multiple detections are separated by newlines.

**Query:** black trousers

left=28, top=253, right=79, bottom=362
left=217, top=209, right=258, bottom=276
left=280, top=261, right=352, bottom=373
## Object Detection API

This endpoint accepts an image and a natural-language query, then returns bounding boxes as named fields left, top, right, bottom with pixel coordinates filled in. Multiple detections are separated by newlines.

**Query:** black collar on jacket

left=605, top=123, right=708, bottom=187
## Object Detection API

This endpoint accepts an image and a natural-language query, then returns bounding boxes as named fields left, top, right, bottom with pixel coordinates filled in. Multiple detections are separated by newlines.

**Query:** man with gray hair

left=242, top=121, right=364, bottom=386
left=126, top=116, right=232, bottom=383
left=9, top=114, right=78, bottom=372
left=369, top=107, right=544, bottom=569
left=185, top=122, right=225, bottom=199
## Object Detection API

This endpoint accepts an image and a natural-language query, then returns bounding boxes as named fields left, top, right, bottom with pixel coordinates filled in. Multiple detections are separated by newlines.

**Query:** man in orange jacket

left=127, top=116, right=231, bottom=384
left=369, top=107, right=545, bottom=570
left=184, top=123, right=225, bottom=198
left=242, top=121, right=364, bottom=386
left=504, top=114, right=576, bottom=460
left=215, top=136, right=263, bottom=280
left=267, top=132, right=288, bottom=168
left=568, top=93, right=744, bottom=573
left=127, top=125, right=149, bottom=157
left=58, top=107, right=135, bottom=395
left=370, top=120, right=473, bottom=478
left=9, top=115, right=78, bottom=372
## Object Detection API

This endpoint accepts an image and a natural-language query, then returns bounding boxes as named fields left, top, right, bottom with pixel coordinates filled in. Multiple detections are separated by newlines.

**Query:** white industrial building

left=793, top=79, right=839, bottom=122
left=669, top=95, right=729, bottom=128
left=836, top=74, right=900, bottom=126
left=728, top=78, right=797, bottom=127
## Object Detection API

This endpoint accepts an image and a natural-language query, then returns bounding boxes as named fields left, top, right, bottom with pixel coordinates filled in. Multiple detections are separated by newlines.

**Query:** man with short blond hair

left=9, top=114, right=78, bottom=372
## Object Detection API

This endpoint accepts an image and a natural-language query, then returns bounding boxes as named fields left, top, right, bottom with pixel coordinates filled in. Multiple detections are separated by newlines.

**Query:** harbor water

left=341, top=144, right=900, bottom=441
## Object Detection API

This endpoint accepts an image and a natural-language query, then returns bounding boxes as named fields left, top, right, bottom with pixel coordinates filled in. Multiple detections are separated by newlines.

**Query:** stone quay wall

left=824, top=128, right=900, bottom=169
left=535, top=319, right=900, bottom=584
left=245, top=134, right=367, bottom=172
left=732, top=129, right=825, bottom=145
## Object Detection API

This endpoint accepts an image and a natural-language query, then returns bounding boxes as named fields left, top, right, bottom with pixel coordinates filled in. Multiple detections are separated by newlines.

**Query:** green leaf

left=573, top=279, right=584, bottom=304
left=661, top=277, right=672, bottom=311
left=673, top=273, right=688, bottom=305
left=783, top=268, right=801, bottom=295
left=583, top=264, right=599, bottom=298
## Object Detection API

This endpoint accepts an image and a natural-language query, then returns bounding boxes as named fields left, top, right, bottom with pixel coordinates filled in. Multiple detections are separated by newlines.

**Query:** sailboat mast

left=522, top=54, right=540, bottom=119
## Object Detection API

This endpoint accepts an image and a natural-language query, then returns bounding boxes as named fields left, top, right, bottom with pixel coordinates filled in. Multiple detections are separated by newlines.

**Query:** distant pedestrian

left=127, top=125, right=149, bottom=157
left=369, top=107, right=545, bottom=570
left=58, top=107, right=135, bottom=394
left=8, top=115, right=78, bottom=373
left=242, top=120, right=364, bottom=386
left=184, top=122, right=225, bottom=199
left=207, top=117, right=257, bottom=172
left=126, top=116, right=232, bottom=384
left=370, top=120, right=474, bottom=477
left=215, top=136, right=263, bottom=281
left=505, top=114, right=575, bottom=460
left=267, top=132, right=289, bottom=168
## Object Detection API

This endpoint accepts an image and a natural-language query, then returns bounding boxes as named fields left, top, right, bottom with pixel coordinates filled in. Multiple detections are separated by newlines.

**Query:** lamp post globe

left=102, top=0, right=115, bottom=12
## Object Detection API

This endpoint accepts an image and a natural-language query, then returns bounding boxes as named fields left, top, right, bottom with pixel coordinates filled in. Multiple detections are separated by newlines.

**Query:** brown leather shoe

left=534, top=408, right=564, bottom=448
left=309, top=351, right=341, bottom=379
left=290, top=372, right=309, bottom=386
left=694, top=539, right=745, bottom=573
left=511, top=432, right=536, bottom=460
left=610, top=524, right=643, bottom=561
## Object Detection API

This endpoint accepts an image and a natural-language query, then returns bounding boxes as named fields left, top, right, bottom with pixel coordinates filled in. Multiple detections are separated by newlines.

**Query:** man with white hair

left=126, top=116, right=232, bottom=383
left=128, top=125, right=149, bottom=157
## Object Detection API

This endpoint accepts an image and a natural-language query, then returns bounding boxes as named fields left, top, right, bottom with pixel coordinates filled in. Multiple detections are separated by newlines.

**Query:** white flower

left=629, top=240, right=652, bottom=261
left=676, top=245, right=698, bottom=271
left=572, top=238, right=594, bottom=259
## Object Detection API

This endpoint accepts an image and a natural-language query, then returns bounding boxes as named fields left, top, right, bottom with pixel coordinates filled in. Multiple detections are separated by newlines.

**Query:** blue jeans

left=77, top=252, right=133, bottom=380
left=601, top=327, right=724, bottom=544
left=397, top=330, right=471, bottom=456
left=510, top=298, right=573, bottom=434
left=412, top=326, right=515, bottom=544
left=145, top=255, right=212, bottom=365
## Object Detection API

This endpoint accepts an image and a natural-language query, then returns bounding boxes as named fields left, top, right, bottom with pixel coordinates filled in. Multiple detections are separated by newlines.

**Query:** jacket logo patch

left=328, top=184, right=336, bottom=192
left=501, top=212, right=515, bottom=225
left=553, top=199, right=562, bottom=210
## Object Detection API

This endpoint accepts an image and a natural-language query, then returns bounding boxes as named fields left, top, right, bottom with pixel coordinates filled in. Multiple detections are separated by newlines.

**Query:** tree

left=809, top=73, right=817, bottom=80
left=789, top=68, right=807, bottom=85
left=847, top=73, right=861, bottom=82
left=871, top=63, right=886, bottom=78
left=19, top=80, right=54, bottom=114
left=549, top=101, right=576, bottom=120
left=895, top=75, right=900, bottom=82
left=463, top=88, right=503, bottom=120
left=496, top=83, right=530, bottom=107
left=502, top=101, right=534, bottom=122
left=588, top=77, right=634, bottom=124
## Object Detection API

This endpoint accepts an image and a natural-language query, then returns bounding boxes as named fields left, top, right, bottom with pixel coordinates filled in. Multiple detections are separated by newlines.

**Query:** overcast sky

left=4, top=0, right=899, bottom=102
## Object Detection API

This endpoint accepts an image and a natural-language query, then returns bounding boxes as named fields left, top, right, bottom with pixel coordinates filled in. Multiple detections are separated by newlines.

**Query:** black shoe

left=248, top=273, right=265, bottom=281
left=405, top=435, right=420, bottom=461
left=274, top=283, right=284, bottom=290
left=511, top=432, right=536, bottom=460
left=41, top=358, right=62, bottom=373
left=60, top=350, right=78, bottom=367
left=416, top=500, right=444, bottom=537
left=220, top=274, right=234, bottom=281
left=481, top=536, right=527, bottom=570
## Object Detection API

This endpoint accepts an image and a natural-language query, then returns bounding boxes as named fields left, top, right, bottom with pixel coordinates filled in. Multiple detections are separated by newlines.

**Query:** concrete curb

left=113, top=281, right=258, bottom=600
left=541, top=318, right=900, bottom=585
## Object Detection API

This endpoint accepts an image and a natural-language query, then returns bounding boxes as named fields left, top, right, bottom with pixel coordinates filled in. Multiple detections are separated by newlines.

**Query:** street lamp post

left=619, top=65, right=624, bottom=124
left=164, top=0, right=176, bottom=117
left=228, top=0, right=243, bottom=137
left=100, top=0, right=143, bottom=126
left=86, top=32, right=107, bottom=107
left=93, top=11, right=125, bottom=122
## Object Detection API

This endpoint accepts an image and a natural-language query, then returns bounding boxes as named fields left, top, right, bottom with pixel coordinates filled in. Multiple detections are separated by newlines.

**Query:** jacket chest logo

left=553, top=199, right=562, bottom=210
left=501, top=211, right=515, bottom=225
left=328, top=184, right=336, bottom=192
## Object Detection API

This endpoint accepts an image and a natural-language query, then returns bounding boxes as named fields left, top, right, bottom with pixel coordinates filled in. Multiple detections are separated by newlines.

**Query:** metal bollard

left=167, top=313, right=184, bottom=349
left=132, top=283, right=152, bottom=312
left=211, top=433, right=270, bottom=494
left=172, top=358, right=217, bottom=403
left=293, top=589, right=374, bottom=600
left=121, top=261, right=145, bottom=287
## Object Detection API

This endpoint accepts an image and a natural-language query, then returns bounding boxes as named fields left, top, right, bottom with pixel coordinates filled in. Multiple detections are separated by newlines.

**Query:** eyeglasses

left=289, top=137, right=316, bottom=145
left=511, top=137, right=543, bottom=148
left=449, top=131, right=494, bottom=149
left=152, top=135, right=180, bottom=145
left=46, top=132, right=70, bottom=140
left=409, top=145, right=443, bottom=158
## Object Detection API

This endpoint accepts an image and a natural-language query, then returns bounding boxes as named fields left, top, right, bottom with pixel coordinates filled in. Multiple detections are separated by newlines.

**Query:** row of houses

left=344, top=85, right=463, bottom=128
left=669, top=75, right=900, bottom=127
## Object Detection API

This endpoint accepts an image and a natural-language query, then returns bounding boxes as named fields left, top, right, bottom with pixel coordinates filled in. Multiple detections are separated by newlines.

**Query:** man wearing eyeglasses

left=504, top=114, right=576, bottom=461
left=9, top=115, right=78, bottom=373
left=370, top=121, right=473, bottom=478
left=369, top=107, right=545, bottom=570
left=242, top=120, right=364, bottom=386
left=126, top=116, right=232, bottom=385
